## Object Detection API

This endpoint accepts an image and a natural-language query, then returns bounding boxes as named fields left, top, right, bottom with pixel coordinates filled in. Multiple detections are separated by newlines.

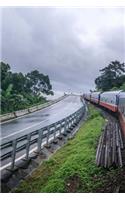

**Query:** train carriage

left=118, top=92, right=125, bottom=116
left=99, top=91, right=121, bottom=112
left=118, top=92, right=125, bottom=136
left=84, top=92, right=91, bottom=101
left=90, top=91, right=101, bottom=104
left=83, top=90, right=125, bottom=136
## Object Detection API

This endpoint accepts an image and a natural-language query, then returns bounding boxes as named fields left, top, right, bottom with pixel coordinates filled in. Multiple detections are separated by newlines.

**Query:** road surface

left=1, top=95, right=83, bottom=142
left=0, top=95, right=84, bottom=170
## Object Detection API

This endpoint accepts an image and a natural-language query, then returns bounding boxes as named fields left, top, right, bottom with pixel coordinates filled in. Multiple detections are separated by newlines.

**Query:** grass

left=14, top=105, right=125, bottom=193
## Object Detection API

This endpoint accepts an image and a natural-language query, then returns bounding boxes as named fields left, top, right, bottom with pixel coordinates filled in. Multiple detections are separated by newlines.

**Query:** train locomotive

left=84, top=90, right=125, bottom=136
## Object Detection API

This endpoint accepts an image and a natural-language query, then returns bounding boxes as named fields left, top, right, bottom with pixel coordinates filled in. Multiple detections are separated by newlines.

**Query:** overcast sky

left=1, top=7, right=125, bottom=96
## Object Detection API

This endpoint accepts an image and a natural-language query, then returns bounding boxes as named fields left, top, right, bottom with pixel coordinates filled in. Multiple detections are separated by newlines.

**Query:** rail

left=0, top=105, right=85, bottom=171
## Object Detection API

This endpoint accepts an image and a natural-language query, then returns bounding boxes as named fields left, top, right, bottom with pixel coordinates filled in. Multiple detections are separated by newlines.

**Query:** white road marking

left=1, top=113, right=61, bottom=140
left=0, top=146, right=38, bottom=171
left=0, top=134, right=58, bottom=171
left=1, top=101, right=80, bottom=140
left=0, top=96, right=81, bottom=171
left=1, top=119, right=50, bottom=140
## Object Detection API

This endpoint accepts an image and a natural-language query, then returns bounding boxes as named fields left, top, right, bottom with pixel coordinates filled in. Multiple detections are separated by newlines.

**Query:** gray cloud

left=1, top=7, right=125, bottom=94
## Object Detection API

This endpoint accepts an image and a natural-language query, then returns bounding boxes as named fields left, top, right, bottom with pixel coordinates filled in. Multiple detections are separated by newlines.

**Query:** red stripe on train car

left=99, top=101, right=117, bottom=112
left=118, top=110, right=125, bottom=136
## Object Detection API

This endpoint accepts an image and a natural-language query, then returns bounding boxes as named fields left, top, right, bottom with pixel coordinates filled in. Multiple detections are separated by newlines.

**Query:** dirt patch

left=94, top=167, right=125, bottom=193
left=65, top=174, right=82, bottom=193
left=65, top=168, right=125, bottom=193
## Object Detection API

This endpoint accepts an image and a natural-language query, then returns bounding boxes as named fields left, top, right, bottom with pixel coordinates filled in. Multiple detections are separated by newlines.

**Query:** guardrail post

left=75, top=113, right=77, bottom=123
left=71, top=115, right=74, bottom=125
left=1, top=104, right=85, bottom=172
left=11, top=139, right=17, bottom=170
left=70, top=116, right=72, bottom=126
left=25, top=133, right=32, bottom=160
left=78, top=111, right=81, bottom=121
left=64, top=119, right=67, bottom=135
left=37, top=129, right=43, bottom=152
left=73, top=114, right=75, bottom=125
left=69, top=116, right=72, bottom=128
left=72, top=114, right=74, bottom=124
left=59, top=121, right=62, bottom=135
left=80, top=109, right=82, bottom=118
left=81, top=107, right=83, bottom=117
left=67, top=117, right=70, bottom=129
left=54, top=123, right=57, bottom=140
left=76, top=112, right=79, bottom=123
left=46, top=126, right=50, bottom=146
left=74, top=113, right=76, bottom=124
left=71, top=116, right=73, bottom=126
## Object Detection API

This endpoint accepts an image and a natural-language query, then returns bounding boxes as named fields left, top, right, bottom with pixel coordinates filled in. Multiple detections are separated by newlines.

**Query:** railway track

left=84, top=90, right=125, bottom=166
left=94, top=105, right=125, bottom=168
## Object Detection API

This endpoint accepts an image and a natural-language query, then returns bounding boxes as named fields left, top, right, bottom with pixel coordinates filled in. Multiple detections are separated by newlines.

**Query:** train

left=84, top=90, right=125, bottom=136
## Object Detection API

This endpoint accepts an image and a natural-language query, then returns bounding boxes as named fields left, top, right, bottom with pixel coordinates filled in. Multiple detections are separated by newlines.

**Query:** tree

left=95, top=61, right=125, bottom=91
left=0, top=62, right=53, bottom=114
left=26, top=70, right=54, bottom=96
left=1, top=62, right=11, bottom=82
left=1, top=83, right=14, bottom=112
left=1, top=62, right=12, bottom=91
left=10, top=72, right=26, bottom=94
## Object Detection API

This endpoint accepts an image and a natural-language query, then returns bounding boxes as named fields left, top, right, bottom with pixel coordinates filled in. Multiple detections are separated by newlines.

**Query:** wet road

left=1, top=95, right=83, bottom=142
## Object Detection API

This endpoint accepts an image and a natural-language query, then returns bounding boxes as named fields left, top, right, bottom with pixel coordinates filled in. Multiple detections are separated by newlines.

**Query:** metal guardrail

left=0, top=105, right=85, bottom=171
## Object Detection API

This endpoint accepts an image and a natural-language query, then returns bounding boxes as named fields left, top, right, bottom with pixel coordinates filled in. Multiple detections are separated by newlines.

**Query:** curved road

left=1, top=95, right=83, bottom=143
left=1, top=95, right=84, bottom=170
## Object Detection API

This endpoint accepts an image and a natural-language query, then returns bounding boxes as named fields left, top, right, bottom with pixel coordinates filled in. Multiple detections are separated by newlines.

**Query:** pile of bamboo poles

left=96, top=119, right=124, bottom=168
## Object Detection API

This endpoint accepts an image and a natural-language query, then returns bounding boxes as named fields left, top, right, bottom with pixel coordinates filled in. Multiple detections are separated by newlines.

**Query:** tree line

left=1, top=62, right=54, bottom=114
left=95, top=60, right=125, bottom=91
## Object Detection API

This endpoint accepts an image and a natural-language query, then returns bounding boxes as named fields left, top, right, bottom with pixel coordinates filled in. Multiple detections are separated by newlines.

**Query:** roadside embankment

left=0, top=95, right=67, bottom=123
left=15, top=104, right=125, bottom=193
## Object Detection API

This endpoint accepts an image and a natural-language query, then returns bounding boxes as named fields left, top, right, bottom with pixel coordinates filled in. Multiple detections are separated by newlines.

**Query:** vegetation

left=13, top=105, right=125, bottom=193
left=1, top=62, right=54, bottom=114
left=14, top=105, right=125, bottom=193
left=95, top=60, right=125, bottom=91
left=14, top=105, right=106, bottom=192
